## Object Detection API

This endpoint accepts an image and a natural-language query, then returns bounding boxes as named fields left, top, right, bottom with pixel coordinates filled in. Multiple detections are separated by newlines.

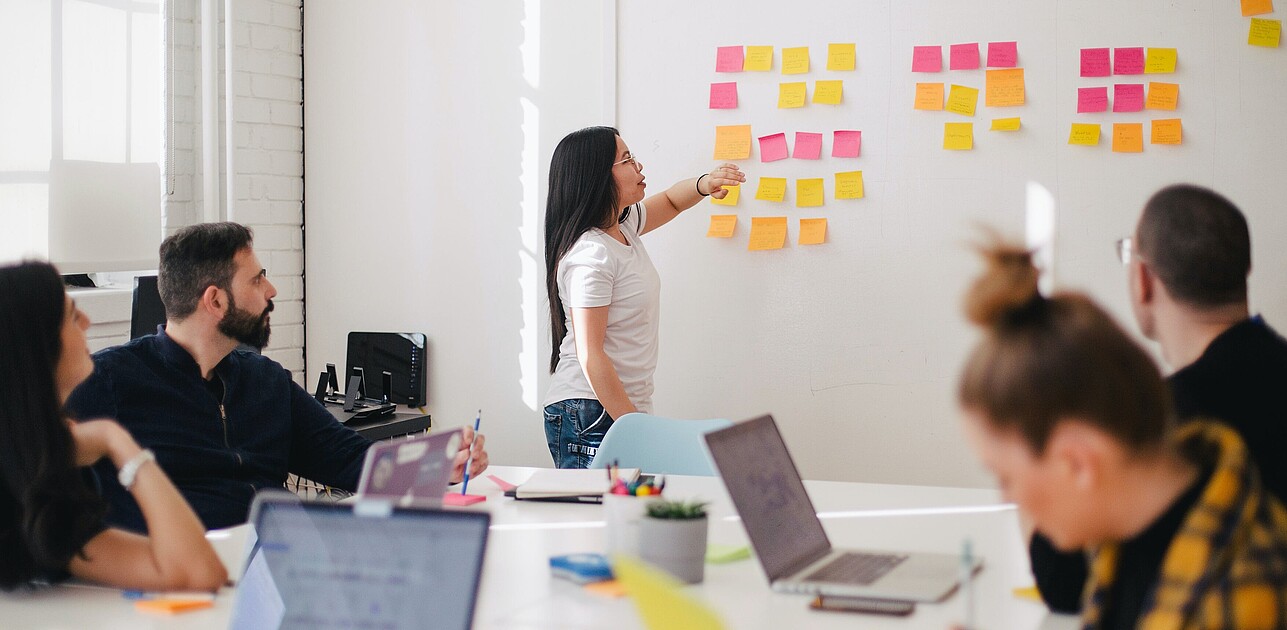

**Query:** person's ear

left=1134, top=260, right=1155, bottom=305
left=198, top=285, right=226, bottom=318
left=1045, top=420, right=1110, bottom=493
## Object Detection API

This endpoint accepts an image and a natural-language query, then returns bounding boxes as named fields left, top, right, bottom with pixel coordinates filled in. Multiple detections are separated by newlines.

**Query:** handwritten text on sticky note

left=912, top=46, right=942, bottom=72
left=1151, top=119, right=1182, bottom=145
left=1112, top=123, right=1144, bottom=153
left=944, top=122, right=974, bottom=150
left=835, top=171, right=864, bottom=199
left=1113, top=84, right=1145, bottom=112
left=1114, top=47, right=1145, bottom=75
left=827, top=43, right=857, bottom=71
left=1145, top=48, right=1177, bottom=73
left=759, top=133, right=789, bottom=162
left=778, top=82, right=807, bottom=108
left=706, top=214, right=737, bottom=237
left=793, top=132, right=823, bottom=159
left=1077, top=87, right=1109, bottom=113
left=832, top=130, right=861, bottom=158
left=782, top=47, right=810, bottom=74
left=1249, top=18, right=1282, bottom=47
left=985, top=69, right=1025, bottom=106
left=799, top=218, right=827, bottom=245
left=1145, top=82, right=1179, bottom=110
left=914, top=83, right=944, bottom=111
left=1069, top=123, right=1101, bottom=146
left=1081, top=48, right=1111, bottom=77
left=744, top=46, right=773, bottom=71
left=709, top=82, right=738, bottom=109
left=950, top=43, right=980, bottom=70
left=946, top=84, right=979, bottom=116
left=813, top=80, right=843, bottom=105
left=714, top=125, right=752, bottom=160
left=755, top=177, right=787, bottom=202
left=987, top=41, right=1018, bottom=68
left=796, top=178, right=824, bottom=207
left=716, top=46, right=744, bottom=72
left=748, top=217, right=788, bottom=250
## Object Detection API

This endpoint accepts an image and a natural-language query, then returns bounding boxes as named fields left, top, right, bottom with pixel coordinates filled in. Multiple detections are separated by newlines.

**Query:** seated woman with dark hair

left=0, top=262, right=226, bottom=591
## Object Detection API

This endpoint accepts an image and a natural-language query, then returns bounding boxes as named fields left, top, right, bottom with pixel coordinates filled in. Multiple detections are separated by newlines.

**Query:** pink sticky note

left=486, top=474, right=517, bottom=492
left=832, top=130, right=861, bottom=158
left=709, top=82, right=738, bottom=109
left=1077, top=86, right=1109, bottom=113
left=759, top=133, right=789, bottom=162
left=792, top=132, right=823, bottom=159
left=987, top=41, right=1018, bottom=68
left=1113, top=47, right=1145, bottom=75
left=716, top=46, right=744, bottom=72
left=1080, top=48, right=1111, bottom=77
left=949, top=43, right=981, bottom=70
left=1113, top=83, right=1145, bottom=112
left=912, top=46, right=942, bottom=72
left=443, top=493, right=486, bottom=506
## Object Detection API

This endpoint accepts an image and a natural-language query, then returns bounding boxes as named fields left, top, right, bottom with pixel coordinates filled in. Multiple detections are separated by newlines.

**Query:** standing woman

left=543, top=126, right=744, bottom=468
left=0, top=262, right=226, bottom=591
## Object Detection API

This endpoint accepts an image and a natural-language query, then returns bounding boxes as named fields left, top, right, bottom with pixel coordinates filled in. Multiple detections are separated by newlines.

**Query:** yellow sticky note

left=943, top=122, right=974, bottom=150
left=1151, top=118, right=1182, bottom=145
left=1249, top=18, right=1282, bottom=47
left=778, top=82, right=807, bottom=108
left=1013, top=586, right=1042, bottom=602
left=1112, top=123, right=1144, bottom=153
left=799, top=218, right=827, bottom=245
left=1243, top=0, right=1274, bottom=16
left=1145, top=82, right=1179, bottom=110
left=835, top=171, right=864, bottom=199
left=827, top=43, right=856, bottom=71
left=710, top=184, right=739, bottom=206
left=1069, top=123, right=1101, bottom=146
left=744, top=46, right=773, bottom=71
left=706, top=214, right=737, bottom=238
left=985, top=68, right=1025, bottom=107
left=796, top=178, right=824, bottom=207
left=748, top=217, right=788, bottom=251
left=914, top=83, right=944, bottom=111
left=613, top=556, right=726, bottom=630
left=781, top=47, right=810, bottom=74
left=812, top=80, right=843, bottom=105
left=713, top=125, right=751, bottom=160
left=946, top=84, right=979, bottom=117
left=755, top=177, right=787, bottom=202
left=990, top=117, right=1021, bottom=131
left=1144, top=47, right=1177, bottom=73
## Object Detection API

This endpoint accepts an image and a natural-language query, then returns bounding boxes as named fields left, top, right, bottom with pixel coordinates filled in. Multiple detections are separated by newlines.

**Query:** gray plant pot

left=637, top=516, right=708, bottom=584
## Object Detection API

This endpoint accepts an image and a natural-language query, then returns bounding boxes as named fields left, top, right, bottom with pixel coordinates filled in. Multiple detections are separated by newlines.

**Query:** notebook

left=356, top=428, right=462, bottom=503
left=703, top=414, right=978, bottom=602
left=505, top=468, right=641, bottom=503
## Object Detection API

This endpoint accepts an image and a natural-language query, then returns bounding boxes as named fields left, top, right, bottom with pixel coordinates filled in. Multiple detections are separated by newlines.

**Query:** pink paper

left=987, top=41, right=1018, bottom=68
left=443, top=493, right=486, bottom=506
left=1113, top=47, right=1145, bottom=75
left=759, top=133, right=789, bottom=162
left=792, top=132, right=823, bottom=159
left=709, top=82, right=738, bottom=109
left=1080, top=48, right=1111, bottom=77
left=1113, top=84, right=1145, bottom=112
left=716, top=46, right=744, bottom=72
left=1077, top=87, right=1109, bottom=113
left=832, top=130, right=862, bottom=158
left=949, top=43, right=980, bottom=70
left=912, top=46, right=942, bottom=72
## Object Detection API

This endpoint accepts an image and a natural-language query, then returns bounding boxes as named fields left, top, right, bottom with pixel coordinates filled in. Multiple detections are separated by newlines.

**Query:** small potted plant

left=637, top=499, right=709, bottom=584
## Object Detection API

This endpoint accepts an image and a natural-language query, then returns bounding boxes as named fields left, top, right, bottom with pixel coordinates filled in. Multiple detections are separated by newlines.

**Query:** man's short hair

left=1136, top=184, right=1250, bottom=308
left=158, top=222, right=254, bottom=320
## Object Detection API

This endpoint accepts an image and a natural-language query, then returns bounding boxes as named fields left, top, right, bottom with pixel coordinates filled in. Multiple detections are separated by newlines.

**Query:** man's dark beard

left=218, top=292, right=274, bottom=350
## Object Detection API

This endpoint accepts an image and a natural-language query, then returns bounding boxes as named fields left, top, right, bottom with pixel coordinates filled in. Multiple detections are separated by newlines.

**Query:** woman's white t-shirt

left=544, top=202, right=661, bottom=413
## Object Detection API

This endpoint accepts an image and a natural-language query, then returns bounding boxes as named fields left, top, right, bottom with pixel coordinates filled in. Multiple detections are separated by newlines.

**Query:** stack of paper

left=515, top=468, right=640, bottom=500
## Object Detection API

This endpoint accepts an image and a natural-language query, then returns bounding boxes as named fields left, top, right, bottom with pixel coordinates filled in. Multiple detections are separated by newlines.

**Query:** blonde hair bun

left=964, top=241, right=1041, bottom=328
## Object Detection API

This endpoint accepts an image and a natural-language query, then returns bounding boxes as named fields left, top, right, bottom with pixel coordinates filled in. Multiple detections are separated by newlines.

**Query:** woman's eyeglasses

left=612, top=154, right=643, bottom=172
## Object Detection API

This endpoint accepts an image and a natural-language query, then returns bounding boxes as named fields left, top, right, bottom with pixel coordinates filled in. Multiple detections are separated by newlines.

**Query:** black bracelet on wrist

left=696, top=173, right=711, bottom=197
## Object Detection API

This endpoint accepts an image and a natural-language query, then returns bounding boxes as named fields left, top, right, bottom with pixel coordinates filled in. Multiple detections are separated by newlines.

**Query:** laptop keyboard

left=805, top=552, right=908, bottom=585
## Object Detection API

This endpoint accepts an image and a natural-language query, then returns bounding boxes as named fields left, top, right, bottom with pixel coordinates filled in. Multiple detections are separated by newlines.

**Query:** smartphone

left=809, top=595, right=915, bottom=616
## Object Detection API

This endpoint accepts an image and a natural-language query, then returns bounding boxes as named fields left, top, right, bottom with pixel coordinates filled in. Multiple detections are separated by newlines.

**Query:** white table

left=0, top=466, right=1077, bottom=629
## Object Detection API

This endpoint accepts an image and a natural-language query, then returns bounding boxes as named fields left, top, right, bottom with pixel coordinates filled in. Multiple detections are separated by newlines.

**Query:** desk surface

left=0, top=466, right=1077, bottom=629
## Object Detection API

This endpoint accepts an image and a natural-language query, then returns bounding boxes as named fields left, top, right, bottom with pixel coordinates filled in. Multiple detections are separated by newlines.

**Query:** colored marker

left=460, top=409, right=481, bottom=495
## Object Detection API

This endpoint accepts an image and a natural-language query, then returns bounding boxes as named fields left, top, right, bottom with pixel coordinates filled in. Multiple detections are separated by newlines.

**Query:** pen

left=460, top=409, right=481, bottom=495
left=960, top=538, right=975, bottom=630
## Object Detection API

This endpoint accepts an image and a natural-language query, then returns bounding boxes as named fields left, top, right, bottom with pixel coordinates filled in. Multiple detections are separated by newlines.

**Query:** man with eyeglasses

left=1029, top=184, right=1287, bottom=613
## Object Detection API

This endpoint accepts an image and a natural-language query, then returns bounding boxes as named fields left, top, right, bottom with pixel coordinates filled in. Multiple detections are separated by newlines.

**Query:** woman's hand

left=69, top=419, right=141, bottom=468
left=701, top=163, right=746, bottom=199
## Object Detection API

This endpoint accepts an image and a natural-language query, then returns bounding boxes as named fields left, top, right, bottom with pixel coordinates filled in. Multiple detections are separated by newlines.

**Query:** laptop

left=704, top=414, right=978, bottom=602
left=228, top=491, right=490, bottom=630
left=356, top=428, right=462, bottom=503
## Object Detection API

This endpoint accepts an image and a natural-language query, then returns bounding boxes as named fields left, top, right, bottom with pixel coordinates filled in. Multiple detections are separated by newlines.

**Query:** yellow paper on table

left=827, top=43, right=856, bottom=70
left=835, top=171, right=864, bottom=199
left=799, top=218, right=827, bottom=245
left=1145, top=82, right=1179, bottom=110
left=713, top=125, right=751, bottom=160
left=744, top=46, right=773, bottom=71
left=1151, top=118, right=1182, bottom=145
left=796, top=178, right=824, bottom=207
left=1069, top=123, right=1101, bottom=146
left=710, top=184, right=739, bottom=206
left=614, top=556, right=726, bottom=630
left=1144, top=47, right=1177, bottom=73
left=985, top=69, right=1025, bottom=106
left=706, top=215, right=737, bottom=238
left=943, top=122, right=974, bottom=150
left=991, top=117, right=1021, bottom=131
left=914, top=83, right=944, bottom=111
left=1249, top=18, right=1282, bottom=47
left=781, top=47, right=810, bottom=74
left=755, top=177, right=787, bottom=202
left=778, top=82, right=807, bottom=108
left=1112, top=123, right=1144, bottom=153
left=812, top=80, right=843, bottom=105
left=946, top=84, right=979, bottom=117
left=1243, top=0, right=1274, bottom=16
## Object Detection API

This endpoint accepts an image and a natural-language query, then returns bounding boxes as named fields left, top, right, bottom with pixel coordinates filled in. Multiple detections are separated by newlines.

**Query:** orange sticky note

left=796, top=178, right=824, bottom=207
left=946, top=84, right=979, bottom=117
left=1145, top=82, right=1179, bottom=110
left=1243, top=0, right=1274, bottom=17
left=1151, top=119, right=1182, bottom=145
left=1144, top=48, right=1177, bottom=73
left=710, top=184, right=739, bottom=206
left=584, top=579, right=628, bottom=598
left=754, top=177, right=787, bottom=202
left=1069, top=123, right=1101, bottom=146
left=1249, top=18, right=1282, bottom=47
left=944, top=122, right=973, bottom=150
left=744, top=46, right=773, bottom=71
left=1112, top=123, right=1144, bottom=153
left=706, top=214, right=737, bottom=238
left=135, top=599, right=215, bottom=615
left=827, top=43, right=856, bottom=71
left=914, top=83, right=944, bottom=111
left=778, top=82, right=807, bottom=108
left=984, top=69, right=1025, bottom=107
left=799, top=218, right=827, bottom=245
left=781, top=47, right=810, bottom=74
left=812, top=80, right=843, bottom=105
left=835, top=171, right=864, bottom=199
left=713, top=125, right=752, bottom=160
left=748, top=217, right=788, bottom=251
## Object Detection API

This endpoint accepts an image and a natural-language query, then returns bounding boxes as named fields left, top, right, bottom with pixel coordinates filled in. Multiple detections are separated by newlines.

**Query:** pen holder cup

left=603, top=494, right=658, bottom=557
left=637, top=515, right=708, bottom=584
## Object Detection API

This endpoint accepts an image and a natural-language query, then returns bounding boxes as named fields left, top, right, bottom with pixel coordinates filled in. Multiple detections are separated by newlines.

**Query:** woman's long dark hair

left=0, top=262, right=106, bottom=589
left=544, top=126, right=629, bottom=373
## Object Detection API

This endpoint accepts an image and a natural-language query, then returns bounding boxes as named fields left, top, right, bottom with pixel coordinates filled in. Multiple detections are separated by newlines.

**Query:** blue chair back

left=589, top=413, right=732, bottom=476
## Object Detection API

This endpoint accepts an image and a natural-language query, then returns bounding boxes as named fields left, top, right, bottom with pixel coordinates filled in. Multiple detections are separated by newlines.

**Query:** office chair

left=588, top=413, right=732, bottom=476
left=130, top=275, right=166, bottom=339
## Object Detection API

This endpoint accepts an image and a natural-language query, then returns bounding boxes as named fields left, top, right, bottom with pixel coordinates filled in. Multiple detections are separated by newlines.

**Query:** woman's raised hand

left=702, top=163, right=746, bottom=199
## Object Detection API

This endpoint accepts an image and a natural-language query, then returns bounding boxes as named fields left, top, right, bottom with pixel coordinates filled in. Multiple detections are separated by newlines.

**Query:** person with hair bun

left=957, top=241, right=1287, bottom=629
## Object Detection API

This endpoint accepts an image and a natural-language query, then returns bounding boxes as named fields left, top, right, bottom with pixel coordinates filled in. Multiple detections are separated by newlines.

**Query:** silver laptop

left=704, top=414, right=978, bottom=602
left=228, top=491, right=490, bottom=630
left=356, top=428, right=461, bottom=503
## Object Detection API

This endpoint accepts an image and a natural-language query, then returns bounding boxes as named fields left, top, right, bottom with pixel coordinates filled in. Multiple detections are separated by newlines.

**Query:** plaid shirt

left=1083, top=422, right=1287, bottom=630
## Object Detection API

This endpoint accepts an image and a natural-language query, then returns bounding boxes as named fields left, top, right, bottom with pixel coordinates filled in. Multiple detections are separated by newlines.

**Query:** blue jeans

left=544, top=399, right=615, bottom=469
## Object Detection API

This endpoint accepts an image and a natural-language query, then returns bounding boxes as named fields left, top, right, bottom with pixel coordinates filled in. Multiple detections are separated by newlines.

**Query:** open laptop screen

left=704, top=415, right=832, bottom=581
